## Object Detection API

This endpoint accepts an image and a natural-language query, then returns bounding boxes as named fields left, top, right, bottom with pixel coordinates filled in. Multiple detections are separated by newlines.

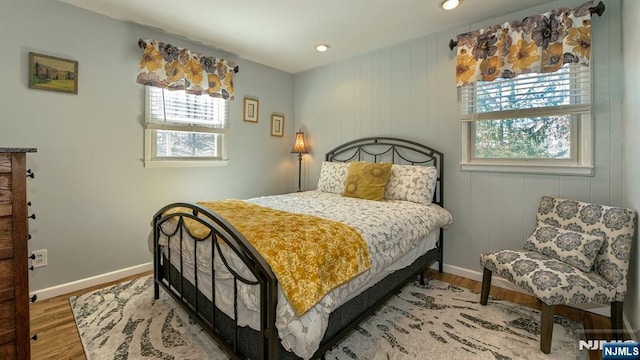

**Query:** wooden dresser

left=0, top=148, right=36, bottom=360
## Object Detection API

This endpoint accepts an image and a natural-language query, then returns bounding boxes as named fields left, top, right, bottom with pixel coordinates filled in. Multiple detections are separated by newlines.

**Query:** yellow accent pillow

left=342, top=162, right=392, bottom=201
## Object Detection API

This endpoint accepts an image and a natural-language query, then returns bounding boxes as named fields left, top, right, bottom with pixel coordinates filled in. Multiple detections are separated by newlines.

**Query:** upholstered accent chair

left=479, top=196, right=637, bottom=354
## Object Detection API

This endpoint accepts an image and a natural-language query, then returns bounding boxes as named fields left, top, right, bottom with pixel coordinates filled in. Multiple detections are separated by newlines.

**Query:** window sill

left=460, top=162, right=594, bottom=176
left=144, top=159, right=229, bottom=168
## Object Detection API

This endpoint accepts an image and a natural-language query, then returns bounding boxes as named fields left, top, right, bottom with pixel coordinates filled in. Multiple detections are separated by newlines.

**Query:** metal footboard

left=152, top=202, right=278, bottom=360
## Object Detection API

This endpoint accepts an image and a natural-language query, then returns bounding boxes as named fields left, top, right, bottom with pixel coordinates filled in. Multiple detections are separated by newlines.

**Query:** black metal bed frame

left=152, top=136, right=445, bottom=360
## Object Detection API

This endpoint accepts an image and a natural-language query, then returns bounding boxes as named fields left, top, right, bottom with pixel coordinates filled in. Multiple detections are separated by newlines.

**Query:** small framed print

left=271, top=115, right=284, bottom=137
left=28, top=52, right=78, bottom=94
left=243, top=98, right=258, bottom=122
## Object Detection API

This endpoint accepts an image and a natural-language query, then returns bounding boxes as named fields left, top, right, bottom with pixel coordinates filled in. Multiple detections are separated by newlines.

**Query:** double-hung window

left=144, top=86, right=228, bottom=167
left=459, top=63, right=593, bottom=175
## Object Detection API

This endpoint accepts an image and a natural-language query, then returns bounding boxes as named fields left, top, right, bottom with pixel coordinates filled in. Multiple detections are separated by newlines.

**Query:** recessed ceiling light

left=315, top=43, right=330, bottom=52
left=441, top=0, right=463, bottom=10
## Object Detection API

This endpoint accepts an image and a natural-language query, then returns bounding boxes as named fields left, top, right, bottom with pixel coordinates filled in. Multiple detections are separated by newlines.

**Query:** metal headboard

left=325, top=137, right=444, bottom=208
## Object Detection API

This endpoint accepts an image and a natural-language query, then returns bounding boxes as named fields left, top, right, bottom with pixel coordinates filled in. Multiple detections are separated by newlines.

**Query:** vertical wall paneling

left=591, top=0, right=613, bottom=205
left=439, top=29, right=466, bottom=267
left=559, top=176, right=592, bottom=203
left=377, top=49, right=393, bottom=136
left=486, top=173, right=504, bottom=251
left=424, top=36, right=437, bottom=141
left=331, top=65, right=343, bottom=145
left=468, top=173, right=491, bottom=263
left=371, top=54, right=382, bottom=137
left=621, top=0, right=640, bottom=334
left=337, top=59, right=354, bottom=141
left=293, top=0, right=623, bottom=276
left=353, top=57, right=363, bottom=136
left=359, top=56, right=372, bottom=138
left=410, top=38, right=428, bottom=140
left=500, top=174, right=525, bottom=249
left=605, top=0, right=624, bottom=206
left=390, top=41, right=412, bottom=136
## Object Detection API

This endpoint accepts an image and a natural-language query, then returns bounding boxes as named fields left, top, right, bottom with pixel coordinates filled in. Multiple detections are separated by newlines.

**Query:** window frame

left=459, top=64, right=594, bottom=176
left=143, top=87, right=229, bottom=168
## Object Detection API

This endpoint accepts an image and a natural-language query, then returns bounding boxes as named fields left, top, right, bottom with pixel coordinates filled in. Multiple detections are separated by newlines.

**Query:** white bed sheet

left=148, top=191, right=452, bottom=359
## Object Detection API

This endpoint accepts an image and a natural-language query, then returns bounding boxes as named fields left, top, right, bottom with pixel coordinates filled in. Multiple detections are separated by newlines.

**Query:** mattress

left=148, top=190, right=453, bottom=359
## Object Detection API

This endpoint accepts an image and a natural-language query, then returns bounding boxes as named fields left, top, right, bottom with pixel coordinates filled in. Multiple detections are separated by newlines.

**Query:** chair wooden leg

left=480, top=268, right=492, bottom=305
left=540, top=302, right=554, bottom=354
left=611, top=301, right=624, bottom=340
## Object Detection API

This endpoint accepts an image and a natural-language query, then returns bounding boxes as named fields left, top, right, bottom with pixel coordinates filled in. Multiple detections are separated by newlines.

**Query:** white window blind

left=459, top=64, right=591, bottom=122
left=145, top=87, right=228, bottom=132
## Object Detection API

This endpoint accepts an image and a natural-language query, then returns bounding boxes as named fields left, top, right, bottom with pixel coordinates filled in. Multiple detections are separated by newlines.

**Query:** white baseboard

left=30, top=262, right=153, bottom=301
left=430, top=263, right=612, bottom=317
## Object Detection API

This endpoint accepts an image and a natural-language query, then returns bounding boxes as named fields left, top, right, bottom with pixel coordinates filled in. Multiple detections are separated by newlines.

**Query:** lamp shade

left=291, top=130, right=308, bottom=154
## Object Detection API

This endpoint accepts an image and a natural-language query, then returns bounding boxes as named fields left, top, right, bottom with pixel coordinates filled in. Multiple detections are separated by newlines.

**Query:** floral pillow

left=316, top=161, right=349, bottom=194
left=384, top=165, right=437, bottom=205
left=523, top=225, right=604, bottom=272
left=342, top=162, right=392, bottom=201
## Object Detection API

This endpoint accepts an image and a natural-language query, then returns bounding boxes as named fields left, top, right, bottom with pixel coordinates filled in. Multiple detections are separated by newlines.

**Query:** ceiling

left=59, top=0, right=553, bottom=74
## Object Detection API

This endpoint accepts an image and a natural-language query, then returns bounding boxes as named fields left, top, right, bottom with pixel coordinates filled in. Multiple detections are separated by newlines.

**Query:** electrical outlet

left=32, top=249, right=47, bottom=268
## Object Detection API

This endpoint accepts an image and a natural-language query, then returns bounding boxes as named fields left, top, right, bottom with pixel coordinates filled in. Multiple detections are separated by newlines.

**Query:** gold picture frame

left=243, top=98, right=259, bottom=122
left=271, top=115, right=284, bottom=137
left=28, top=52, right=78, bottom=94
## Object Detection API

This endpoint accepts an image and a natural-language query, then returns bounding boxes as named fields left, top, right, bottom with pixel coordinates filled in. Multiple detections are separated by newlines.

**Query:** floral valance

left=455, top=1, right=596, bottom=87
left=136, top=39, right=238, bottom=100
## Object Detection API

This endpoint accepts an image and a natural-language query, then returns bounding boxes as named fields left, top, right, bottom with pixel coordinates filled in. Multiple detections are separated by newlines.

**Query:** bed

left=149, top=137, right=452, bottom=360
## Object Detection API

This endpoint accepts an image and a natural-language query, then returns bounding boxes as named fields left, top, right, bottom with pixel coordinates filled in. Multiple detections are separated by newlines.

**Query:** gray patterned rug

left=70, top=275, right=587, bottom=360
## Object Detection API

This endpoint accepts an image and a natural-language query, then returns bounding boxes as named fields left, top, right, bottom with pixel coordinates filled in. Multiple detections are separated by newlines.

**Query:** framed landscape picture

left=28, top=52, right=78, bottom=94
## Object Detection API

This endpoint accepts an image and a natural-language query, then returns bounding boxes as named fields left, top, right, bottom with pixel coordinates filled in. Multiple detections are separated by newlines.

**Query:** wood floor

left=29, top=269, right=619, bottom=360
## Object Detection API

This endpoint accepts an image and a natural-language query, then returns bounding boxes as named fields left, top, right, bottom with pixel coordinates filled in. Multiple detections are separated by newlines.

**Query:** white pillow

left=316, top=161, right=349, bottom=194
left=384, top=164, right=437, bottom=205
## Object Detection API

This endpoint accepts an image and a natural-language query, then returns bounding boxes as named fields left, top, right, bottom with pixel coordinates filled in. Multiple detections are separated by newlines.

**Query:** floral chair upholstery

left=479, top=196, right=636, bottom=354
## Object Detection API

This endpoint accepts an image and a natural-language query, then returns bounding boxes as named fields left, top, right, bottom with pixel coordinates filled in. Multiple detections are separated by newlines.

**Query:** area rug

left=70, top=276, right=227, bottom=360
left=70, top=275, right=587, bottom=360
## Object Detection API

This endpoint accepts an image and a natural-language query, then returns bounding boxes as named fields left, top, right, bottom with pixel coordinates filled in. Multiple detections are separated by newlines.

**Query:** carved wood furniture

left=0, top=148, right=36, bottom=360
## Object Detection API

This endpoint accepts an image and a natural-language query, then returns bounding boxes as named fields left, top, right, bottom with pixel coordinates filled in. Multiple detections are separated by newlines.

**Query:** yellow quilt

left=164, top=200, right=371, bottom=316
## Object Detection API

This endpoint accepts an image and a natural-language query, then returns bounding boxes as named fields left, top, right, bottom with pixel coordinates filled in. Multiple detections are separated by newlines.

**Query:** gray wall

left=622, top=0, right=640, bottom=338
left=294, top=0, right=632, bottom=318
left=0, top=0, right=295, bottom=291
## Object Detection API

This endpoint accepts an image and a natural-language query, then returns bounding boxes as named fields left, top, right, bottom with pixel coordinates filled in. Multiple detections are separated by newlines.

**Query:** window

left=459, top=64, right=593, bottom=176
left=144, top=87, right=228, bottom=167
